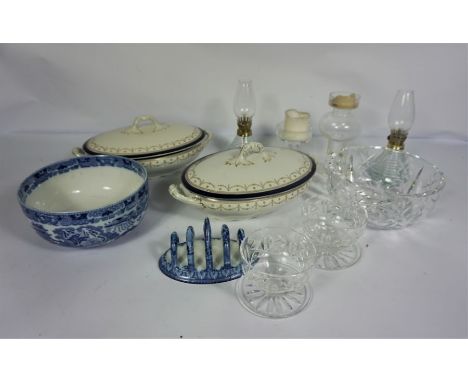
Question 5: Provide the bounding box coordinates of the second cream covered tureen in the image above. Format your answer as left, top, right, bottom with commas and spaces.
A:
169, 142, 317, 219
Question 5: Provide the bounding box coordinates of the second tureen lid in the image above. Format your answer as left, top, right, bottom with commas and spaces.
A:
182, 142, 316, 199
83, 115, 206, 158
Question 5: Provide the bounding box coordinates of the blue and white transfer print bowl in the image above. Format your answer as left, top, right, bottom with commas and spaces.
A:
18, 155, 149, 248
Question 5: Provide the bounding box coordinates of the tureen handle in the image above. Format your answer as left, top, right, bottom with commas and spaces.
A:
125, 115, 165, 134
169, 184, 203, 207
226, 141, 275, 167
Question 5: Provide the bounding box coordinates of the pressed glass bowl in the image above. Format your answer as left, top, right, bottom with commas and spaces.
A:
329, 146, 446, 230
236, 227, 316, 319
301, 194, 367, 270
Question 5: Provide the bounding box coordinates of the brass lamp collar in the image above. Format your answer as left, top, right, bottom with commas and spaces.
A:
387, 129, 408, 151
236, 116, 253, 137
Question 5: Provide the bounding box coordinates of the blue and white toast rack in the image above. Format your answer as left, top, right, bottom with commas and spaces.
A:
158, 218, 245, 284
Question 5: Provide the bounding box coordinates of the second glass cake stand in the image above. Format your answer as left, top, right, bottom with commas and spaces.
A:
236, 227, 317, 319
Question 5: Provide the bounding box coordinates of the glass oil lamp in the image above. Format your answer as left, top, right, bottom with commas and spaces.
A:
386, 89, 415, 151
365, 89, 415, 187
229, 79, 256, 149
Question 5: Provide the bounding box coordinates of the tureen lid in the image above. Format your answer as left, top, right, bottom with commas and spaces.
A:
182, 142, 316, 199
83, 115, 206, 158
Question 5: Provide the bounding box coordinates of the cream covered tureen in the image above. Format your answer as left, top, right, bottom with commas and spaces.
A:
73, 115, 211, 177
169, 142, 317, 219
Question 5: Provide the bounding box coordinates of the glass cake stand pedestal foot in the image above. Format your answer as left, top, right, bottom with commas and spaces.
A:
314, 243, 361, 271
236, 264, 313, 319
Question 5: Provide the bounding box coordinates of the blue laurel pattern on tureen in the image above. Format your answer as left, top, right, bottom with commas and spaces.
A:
18, 156, 148, 248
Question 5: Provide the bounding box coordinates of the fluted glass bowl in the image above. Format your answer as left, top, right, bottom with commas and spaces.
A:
329, 146, 446, 230
236, 227, 317, 319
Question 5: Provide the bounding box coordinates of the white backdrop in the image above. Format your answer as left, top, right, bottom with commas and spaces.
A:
0, 44, 466, 142
0, 43, 467, 339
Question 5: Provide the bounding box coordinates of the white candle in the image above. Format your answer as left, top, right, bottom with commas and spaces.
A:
281, 109, 311, 142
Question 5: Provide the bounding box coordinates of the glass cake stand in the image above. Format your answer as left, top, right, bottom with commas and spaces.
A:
236, 226, 317, 319
301, 186, 367, 271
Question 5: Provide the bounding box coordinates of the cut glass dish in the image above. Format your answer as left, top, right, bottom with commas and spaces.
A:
329, 146, 446, 230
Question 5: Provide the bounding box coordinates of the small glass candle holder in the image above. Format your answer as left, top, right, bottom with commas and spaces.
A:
236, 227, 317, 319
276, 109, 312, 150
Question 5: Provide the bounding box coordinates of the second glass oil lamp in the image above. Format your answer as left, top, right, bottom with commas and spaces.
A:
229, 79, 256, 149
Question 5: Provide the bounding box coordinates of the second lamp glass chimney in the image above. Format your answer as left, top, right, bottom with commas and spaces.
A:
233, 79, 256, 147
